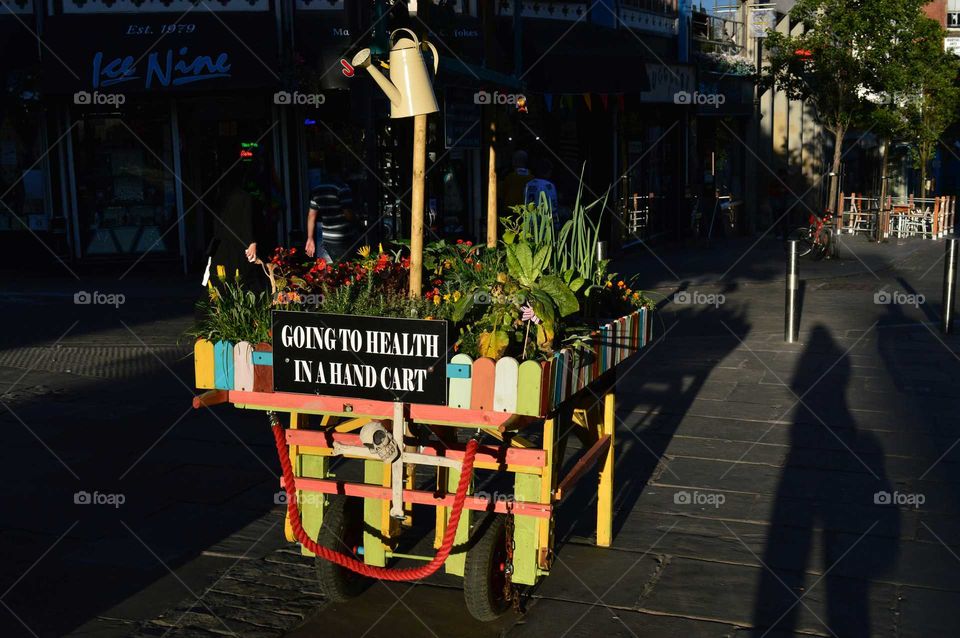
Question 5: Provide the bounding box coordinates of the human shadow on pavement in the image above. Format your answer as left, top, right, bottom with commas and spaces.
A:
751, 325, 900, 638
554, 300, 750, 544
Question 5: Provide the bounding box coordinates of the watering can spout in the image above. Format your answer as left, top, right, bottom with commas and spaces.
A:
352, 49, 403, 106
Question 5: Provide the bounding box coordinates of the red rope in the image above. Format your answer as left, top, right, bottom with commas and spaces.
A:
271, 422, 479, 581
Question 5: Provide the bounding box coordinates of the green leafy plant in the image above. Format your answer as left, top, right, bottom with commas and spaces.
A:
189, 267, 273, 344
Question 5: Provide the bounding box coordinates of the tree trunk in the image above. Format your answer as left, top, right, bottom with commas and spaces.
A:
879, 136, 890, 205
827, 125, 846, 215
920, 160, 928, 199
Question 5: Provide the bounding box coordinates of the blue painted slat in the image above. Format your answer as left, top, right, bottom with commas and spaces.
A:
214, 340, 235, 390
446, 363, 471, 379
252, 351, 274, 366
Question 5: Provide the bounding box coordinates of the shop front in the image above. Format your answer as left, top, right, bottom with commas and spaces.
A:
0, 8, 54, 260
43, 10, 281, 271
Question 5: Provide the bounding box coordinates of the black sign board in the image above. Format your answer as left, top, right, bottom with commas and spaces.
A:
272, 311, 448, 405
43, 13, 279, 94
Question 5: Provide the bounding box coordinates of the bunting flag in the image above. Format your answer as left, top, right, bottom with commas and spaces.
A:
600, 94, 609, 110
544, 93, 553, 112
583, 93, 592, 111
561, 95, 574, 111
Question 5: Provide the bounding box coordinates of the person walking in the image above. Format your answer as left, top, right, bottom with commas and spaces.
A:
204, 158, 276, 290
306, 158, 354, 262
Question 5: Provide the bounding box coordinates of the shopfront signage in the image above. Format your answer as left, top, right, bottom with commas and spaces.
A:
949, 12, 960, 29
43, 13, 278, 93
272, 311, 449, 405
92, 48, 231, 90
640, 63, 695, 104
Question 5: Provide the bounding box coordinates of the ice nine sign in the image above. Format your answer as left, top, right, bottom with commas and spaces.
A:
272, 311, 448, 405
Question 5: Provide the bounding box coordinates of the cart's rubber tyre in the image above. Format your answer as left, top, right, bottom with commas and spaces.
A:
315, 495, 367, 603
464, 514, 511, 622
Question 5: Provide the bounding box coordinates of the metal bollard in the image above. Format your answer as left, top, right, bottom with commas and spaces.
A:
596, 241, 608, 261
942, 238, 959, 334
785, 240, 799, 343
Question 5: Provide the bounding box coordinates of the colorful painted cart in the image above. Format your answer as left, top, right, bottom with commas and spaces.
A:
191, 308, 652, 621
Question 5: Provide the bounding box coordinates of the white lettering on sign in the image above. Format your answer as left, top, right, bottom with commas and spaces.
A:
365, 330, 440, 358
274, 312, 446, 403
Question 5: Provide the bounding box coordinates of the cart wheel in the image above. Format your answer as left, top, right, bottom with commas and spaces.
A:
315, 495, 367, 602
464, 514, 511, 622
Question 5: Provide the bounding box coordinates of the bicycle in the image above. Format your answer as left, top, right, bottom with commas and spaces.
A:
788, 211, 835, 259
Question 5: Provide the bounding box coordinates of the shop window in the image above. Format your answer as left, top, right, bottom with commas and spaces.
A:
0, 111, 47, 233
72, 107, 177, 256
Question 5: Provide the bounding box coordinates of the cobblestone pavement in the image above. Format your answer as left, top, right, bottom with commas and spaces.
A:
3, 236, 960, 638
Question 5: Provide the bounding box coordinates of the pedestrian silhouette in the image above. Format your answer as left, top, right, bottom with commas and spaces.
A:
752, 325, 900, 638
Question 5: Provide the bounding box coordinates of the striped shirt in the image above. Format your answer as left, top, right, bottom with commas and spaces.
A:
309, 182, 354, 241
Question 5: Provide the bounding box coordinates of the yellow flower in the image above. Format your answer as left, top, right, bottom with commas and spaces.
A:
433, 295, 441, 306
378, 243, 384, 254
617, 280, 625, 289
357, 245, 371, 259
605, 281, 613, 288
216, 264, 226, 281
234, 268, 240, 280
443, 293, 451, 302
207, 282, 219, 301
452, 290, 462, 302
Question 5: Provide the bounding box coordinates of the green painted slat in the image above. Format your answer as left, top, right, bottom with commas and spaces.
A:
363, 460, 387, 567
298, 454, 328, 557
511, 474, 540, 586
516, 360, 543, 416
444, 465, 472, 576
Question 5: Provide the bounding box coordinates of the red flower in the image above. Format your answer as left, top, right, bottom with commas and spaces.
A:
465, 240, 473, 247
456, 239, 463, 244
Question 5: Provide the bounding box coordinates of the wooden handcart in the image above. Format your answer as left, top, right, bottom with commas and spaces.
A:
192, 308, 651, 621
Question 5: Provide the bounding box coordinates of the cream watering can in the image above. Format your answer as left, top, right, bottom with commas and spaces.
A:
351, 28, 439, 119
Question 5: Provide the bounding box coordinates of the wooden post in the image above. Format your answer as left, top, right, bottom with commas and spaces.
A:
487, 118, 497, 248
409, 113, 428, 298
597, 390, 615, 548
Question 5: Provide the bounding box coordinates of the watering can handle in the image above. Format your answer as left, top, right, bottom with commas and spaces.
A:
424, 41, 439, 76
391, 27, 421, 45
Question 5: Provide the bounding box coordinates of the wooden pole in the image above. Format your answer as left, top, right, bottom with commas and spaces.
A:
409, 113, 427, 298
486, 118, 497, 248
